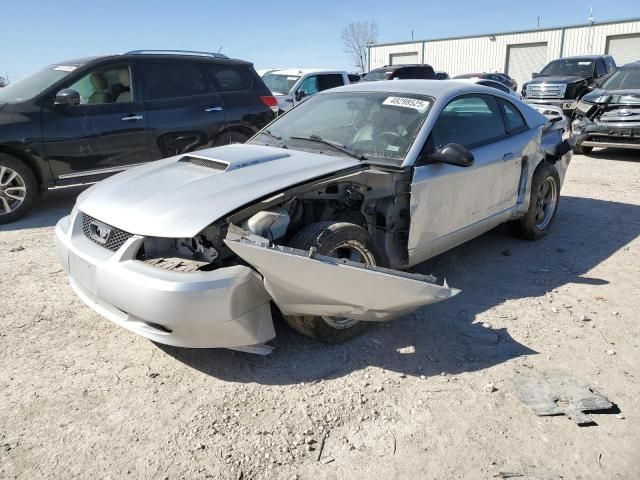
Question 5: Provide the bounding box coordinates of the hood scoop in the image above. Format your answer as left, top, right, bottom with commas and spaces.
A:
180, 155, 229, 171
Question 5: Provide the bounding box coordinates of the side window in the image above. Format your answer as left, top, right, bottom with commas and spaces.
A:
499, 99, 527, 133
67, 64, 133, 105
430, 95, 506, 149
316, 74, 345, 91
298, 75, 319, 95
144, 62, 207, 100
595, 59, 607, 77
606, 57, 617, 73
202, 64, 252, 91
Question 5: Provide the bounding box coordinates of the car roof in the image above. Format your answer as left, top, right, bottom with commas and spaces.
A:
621, 61, 640, 68
53, 53, 251, 68
555, 55, 608, 60
331, 79, 510, 97
267, 68, 345, 76
374, 64, 432, 70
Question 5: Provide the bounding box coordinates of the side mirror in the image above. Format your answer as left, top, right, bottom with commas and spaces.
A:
531, 72, 539, 78
420, 143, 474, 167
294, 90, 307, 102
55, 88, 80, 106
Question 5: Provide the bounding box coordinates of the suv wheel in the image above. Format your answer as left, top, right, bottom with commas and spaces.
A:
0, 153, 37, 224
280, 221, 381, 343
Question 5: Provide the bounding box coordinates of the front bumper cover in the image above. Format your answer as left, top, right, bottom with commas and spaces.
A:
524, 98, 577, 113
54, 210, 274, 349
573, 118, 640, 150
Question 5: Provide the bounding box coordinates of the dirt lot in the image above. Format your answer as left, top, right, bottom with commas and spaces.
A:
1, 150, 639, 480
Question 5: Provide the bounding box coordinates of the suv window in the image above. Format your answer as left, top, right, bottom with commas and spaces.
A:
431, 95, 506, 149
299, 74, 344, 95
605, 57, 617, 73
595, 59, 607, 77
202, 64, 252, 91
67, 64, 133, 105
145, 62, 207, 100
499, 99, 527, 133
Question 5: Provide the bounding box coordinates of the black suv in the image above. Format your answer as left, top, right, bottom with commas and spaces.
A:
521, 55, 617, 113
572, 61, 640, 154
361, 64, 436, 81
0, 50, 277, 223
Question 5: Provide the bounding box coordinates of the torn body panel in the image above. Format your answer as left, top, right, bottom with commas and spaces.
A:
224, 226, 459, 322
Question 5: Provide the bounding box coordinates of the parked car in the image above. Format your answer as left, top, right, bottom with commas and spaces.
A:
55, 80, 571, 353
454, 78, 521, 98
0, 50, 278, 224
348, 73, 364, 83
261, 69, 350, 112
435, 71, 450, 80
521, 55, 617, 114
571, 60, 640, 154
361, 64, 436, 81
454, 72, 517, 91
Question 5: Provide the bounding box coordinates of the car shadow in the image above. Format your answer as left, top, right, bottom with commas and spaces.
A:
586, 148, 639, 162
0, 185, 88, 232
158, 195, 640, 385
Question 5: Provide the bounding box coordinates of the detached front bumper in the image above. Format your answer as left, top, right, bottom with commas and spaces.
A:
573, 118, 640, 150
54, 210, 274, 349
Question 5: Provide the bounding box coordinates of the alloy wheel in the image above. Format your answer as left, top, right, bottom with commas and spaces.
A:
534, 176, 558, 230
0, 166, 27, 215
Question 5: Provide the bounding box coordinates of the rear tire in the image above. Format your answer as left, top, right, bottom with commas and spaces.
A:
281, 221, 381, 343
214, 131, 250, 146
510, 162, 560, 240
0, 153, 37, 225
573, 144, 593, 155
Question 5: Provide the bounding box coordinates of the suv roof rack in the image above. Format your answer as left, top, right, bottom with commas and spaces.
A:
124, 50, 229, 59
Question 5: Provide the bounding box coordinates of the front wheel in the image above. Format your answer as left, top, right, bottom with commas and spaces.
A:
510, 162, 560, 240
0, 154, 37, 224
281, 221, 381, 343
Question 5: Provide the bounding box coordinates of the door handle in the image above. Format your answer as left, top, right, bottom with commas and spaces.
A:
503, 152, 515, 160
121, 114, 143, 121
204, 106, 223, 112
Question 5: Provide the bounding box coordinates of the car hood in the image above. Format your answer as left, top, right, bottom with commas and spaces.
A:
526, 75, 586, 85
76, 144, 360, 238
583, 88, 640, 105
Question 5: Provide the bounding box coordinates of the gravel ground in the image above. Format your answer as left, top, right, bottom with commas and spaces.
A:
1, 150, 639, 480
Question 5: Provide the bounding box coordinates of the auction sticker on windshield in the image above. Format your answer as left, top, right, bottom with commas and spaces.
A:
53, 65, 77, 72
383, 96, 430, 112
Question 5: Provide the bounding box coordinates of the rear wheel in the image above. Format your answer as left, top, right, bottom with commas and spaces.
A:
573, 144, 593, 155
281, 221, 381, 343
214, 131, 249, 146
510, 162, 560, 240
0, 154, 37, 224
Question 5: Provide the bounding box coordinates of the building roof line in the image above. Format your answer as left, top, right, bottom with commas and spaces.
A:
370, 17, 640, 48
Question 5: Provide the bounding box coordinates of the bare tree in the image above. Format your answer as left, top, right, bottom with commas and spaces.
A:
341, 21, 379, 72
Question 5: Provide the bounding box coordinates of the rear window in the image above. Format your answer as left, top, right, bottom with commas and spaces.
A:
145, 62, 207, 100
202, 64, 252, 91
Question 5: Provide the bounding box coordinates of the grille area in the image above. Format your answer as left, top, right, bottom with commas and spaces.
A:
180, 155, 228, 171
82, 213, 134, 252
526, 83, 567, 99
598, 108, 640, 123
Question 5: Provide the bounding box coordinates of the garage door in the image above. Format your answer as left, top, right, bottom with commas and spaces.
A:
506, 43, 548, 91
390, 52, 419, 65
607, 34, 640, 66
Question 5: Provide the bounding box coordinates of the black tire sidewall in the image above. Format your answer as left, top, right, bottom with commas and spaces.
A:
0, 153, 37, 224
282, 221, 381, 343
518, 162, 561, 240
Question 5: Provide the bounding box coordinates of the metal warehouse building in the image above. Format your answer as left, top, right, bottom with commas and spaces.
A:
368, 17, 640, 89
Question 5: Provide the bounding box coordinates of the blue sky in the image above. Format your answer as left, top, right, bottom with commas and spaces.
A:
1, 0, 638, 79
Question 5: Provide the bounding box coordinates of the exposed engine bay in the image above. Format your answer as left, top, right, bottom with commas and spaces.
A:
136, 165, 411, 272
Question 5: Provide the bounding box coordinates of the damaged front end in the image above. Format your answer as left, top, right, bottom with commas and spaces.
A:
572, 91, 640, 150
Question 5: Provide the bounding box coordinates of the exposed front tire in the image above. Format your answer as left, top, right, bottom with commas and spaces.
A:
573, 143, 593, 155
510, 162, 560, 240
281, 221, 381, 343
0, 153, 37, 224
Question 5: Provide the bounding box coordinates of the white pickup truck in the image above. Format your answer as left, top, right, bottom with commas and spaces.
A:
261, 69, 350, 112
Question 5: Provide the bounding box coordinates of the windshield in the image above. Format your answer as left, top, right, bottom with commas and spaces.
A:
602, 68, 640, 90
262, 73, 300, 94
361, 70, 391, 81
250, 91, 433, 161
0, 65, 76, 103
539, 59, 594, 77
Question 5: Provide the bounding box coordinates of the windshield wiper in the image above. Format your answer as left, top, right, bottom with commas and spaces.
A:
289, 135, 366, 160
255, 129, 286, 148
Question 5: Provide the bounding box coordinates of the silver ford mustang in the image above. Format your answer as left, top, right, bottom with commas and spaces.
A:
54, 80, 571, 354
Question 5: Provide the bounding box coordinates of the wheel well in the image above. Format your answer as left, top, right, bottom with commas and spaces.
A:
224, 124, 256, 141
0, 146, 45, 189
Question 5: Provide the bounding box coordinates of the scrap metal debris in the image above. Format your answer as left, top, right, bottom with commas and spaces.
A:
513, 371, 615, 426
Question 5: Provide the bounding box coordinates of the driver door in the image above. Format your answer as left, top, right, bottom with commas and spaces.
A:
408, 94, 523, 265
